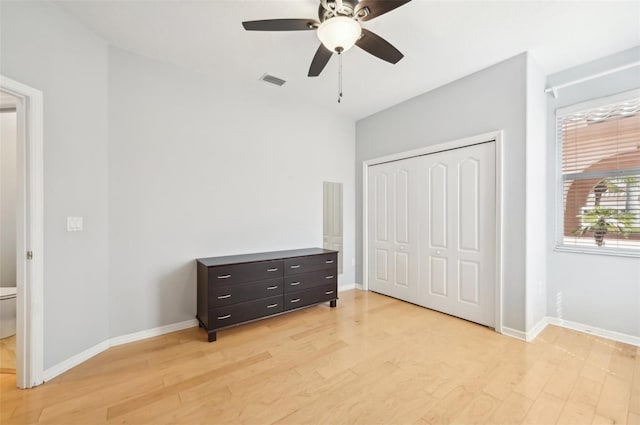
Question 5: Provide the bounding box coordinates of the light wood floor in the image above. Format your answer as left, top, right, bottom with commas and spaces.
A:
0, 334, 16, 374
1, 290, 638, 425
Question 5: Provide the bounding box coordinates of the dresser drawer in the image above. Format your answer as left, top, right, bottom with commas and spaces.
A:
284, 269, 337, 293
284, 284, 337, 310
208, 260, 283, 286
210, 278, 283, 307
209, 295, 283, 329
284, 253, 337, 276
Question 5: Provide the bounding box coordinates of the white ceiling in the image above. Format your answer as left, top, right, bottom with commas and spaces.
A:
56, 0, 640, 120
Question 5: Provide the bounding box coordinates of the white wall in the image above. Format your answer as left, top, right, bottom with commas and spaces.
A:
525, 56, 548, 332
0, 112, 17, 287
107, 48, 356, 337
1, 1, 110, 368
546, 47, 640, 338
356, 54, 528, 332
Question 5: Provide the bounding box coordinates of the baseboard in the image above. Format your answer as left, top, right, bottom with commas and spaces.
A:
526, 317, 549, 342
43, 319, 199, 382
110, 319, 198, 347
547, 316, 640, 347
43, 339, 110, 382
500, 326, 527, 342
501, 317, 639, 347
339, 283, 363, 292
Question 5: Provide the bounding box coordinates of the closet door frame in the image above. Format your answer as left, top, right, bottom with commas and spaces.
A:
362, 130, 504, 334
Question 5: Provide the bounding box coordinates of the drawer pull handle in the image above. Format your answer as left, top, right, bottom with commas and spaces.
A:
217, 274, 231, 279
267, 303, 278, 308
325, 260, 334, 264
290, 281, 301, 286
217, 314, 231, 320
291, 298, 301, 303
267, 268, 279, 272
290, 265, 301, 269
325, 275, 334, 279
267, 285, 278, 290
325, 290, 334, 295
217, 294, 231, 299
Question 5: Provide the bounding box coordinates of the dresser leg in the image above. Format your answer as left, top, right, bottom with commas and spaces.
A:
208, 330, 217, 342
330, 300, 337, 308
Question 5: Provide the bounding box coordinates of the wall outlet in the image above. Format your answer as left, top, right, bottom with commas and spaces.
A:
67, 216, 83, 232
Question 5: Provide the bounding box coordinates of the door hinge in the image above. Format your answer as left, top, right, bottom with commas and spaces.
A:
27, 251, 33, 260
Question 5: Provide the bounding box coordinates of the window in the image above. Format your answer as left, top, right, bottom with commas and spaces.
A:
557, 90, 640, 255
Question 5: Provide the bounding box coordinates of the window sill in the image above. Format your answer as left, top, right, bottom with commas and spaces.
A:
554, 245, 640, 258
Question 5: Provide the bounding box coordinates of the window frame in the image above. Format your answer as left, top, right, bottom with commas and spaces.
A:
555, 88, 640, 258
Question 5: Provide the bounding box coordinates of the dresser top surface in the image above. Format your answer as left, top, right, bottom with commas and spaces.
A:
197, 248, 337, 267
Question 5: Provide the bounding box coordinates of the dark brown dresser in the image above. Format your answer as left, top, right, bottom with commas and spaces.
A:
196, 248, 338, 342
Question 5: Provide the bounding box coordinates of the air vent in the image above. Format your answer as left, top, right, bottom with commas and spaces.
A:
259, 73, 286, 86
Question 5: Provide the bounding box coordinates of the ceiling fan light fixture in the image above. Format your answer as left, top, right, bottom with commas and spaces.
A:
317, 16, 361, 53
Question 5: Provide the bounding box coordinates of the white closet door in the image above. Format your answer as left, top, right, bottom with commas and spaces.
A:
418, 142, 496, 327
367, 158, 419, 303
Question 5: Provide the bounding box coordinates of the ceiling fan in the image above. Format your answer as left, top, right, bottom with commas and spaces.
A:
242, 0, 412, 77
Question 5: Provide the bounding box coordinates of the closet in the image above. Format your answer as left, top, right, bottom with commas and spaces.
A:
367, 141, 496, 327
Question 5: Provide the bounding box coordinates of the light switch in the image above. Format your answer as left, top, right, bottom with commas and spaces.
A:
67, 216, 83, 232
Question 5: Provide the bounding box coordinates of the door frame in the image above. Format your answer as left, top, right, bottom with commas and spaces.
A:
362, 130, 504, 333
1, 75, 44, 388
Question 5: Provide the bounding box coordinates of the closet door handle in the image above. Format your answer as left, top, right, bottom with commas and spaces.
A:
267, 303, 278, 309
217, 314, 231, 320
325, 275, 334, 280
217, 274, 231, 279
290, 265, 301, 269
217, 294, 231, 299
290, 298, 301, 303
267, 268, 279, 272
267, 286, 278, 290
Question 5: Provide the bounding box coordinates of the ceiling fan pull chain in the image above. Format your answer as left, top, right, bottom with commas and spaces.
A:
338, 52, 343, 103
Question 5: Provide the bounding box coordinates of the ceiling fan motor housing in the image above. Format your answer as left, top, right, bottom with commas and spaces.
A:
318, 0, 364, 21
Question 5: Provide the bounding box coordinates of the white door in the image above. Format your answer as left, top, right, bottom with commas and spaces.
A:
323, 182, 343, 274
367, 158, 420, 303
367, 142, 496, 327
418, 142, 496, 327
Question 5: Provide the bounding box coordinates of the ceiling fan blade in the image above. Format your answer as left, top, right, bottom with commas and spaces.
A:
242, 19, 319, 31
308, 44, 333, 77
356, 29, 404, 64
354, 0, 412, 22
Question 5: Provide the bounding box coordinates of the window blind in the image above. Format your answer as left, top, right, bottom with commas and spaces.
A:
558, 94, 640, 252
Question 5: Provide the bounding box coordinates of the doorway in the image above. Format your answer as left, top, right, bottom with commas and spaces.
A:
0, 76, 44, 388
363, 132, 503, 330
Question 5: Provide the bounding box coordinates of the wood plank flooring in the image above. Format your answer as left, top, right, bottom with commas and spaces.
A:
1, 290, 638, 425
0, 334, 16, 374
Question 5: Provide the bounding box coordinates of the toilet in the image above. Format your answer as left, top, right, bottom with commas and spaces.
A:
0, 287, 16, 339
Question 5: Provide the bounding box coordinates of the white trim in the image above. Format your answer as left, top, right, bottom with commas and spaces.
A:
526, 317, 549, 342
42, 340, 110, 382
546, 62, 640, 98
43, 319, 198, 382
109, 319, 197, 347
500, 326, 527, 342
547, 316, 640, 347
500, 317, 639, 347
501, 319, 548, 342
338, 283, 363, 292
0, 76, 44, 389
361, 130, 504, 332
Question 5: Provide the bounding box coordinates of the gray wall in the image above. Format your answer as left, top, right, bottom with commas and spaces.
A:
356, 54, 528, 332
1, 1, 110, 367
107, 48, 356, 337
1, 112, 17, 287
545, 47, 640, 337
